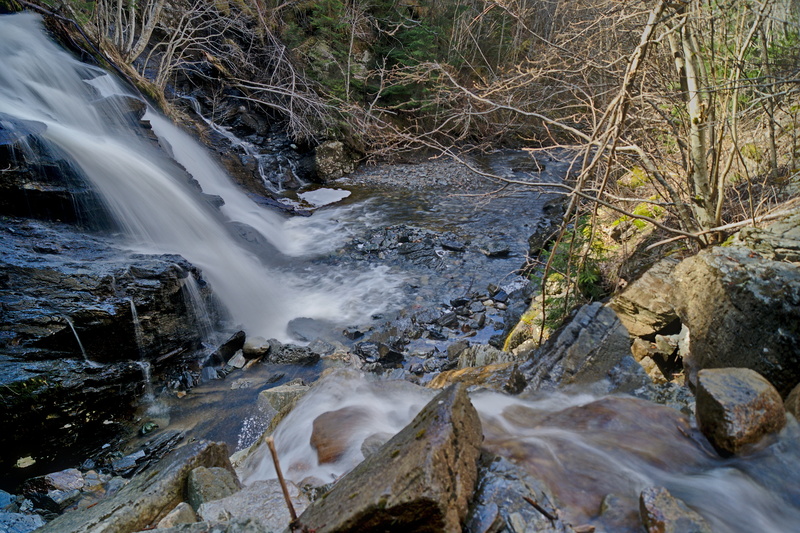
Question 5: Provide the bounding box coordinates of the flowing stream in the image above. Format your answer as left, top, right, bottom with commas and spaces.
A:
239, 371, 800, 532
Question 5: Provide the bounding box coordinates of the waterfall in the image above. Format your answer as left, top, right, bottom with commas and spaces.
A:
0, 13, 400, 342
129, 298, 145, 358
61, 315, 98, 366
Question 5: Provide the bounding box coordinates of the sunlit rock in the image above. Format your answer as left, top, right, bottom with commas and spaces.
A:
696, 368, 786, 455
671, 246, 800, 395
639, 486, 711, 533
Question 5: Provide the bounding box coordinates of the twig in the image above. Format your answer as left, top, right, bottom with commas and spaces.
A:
266, 436, 297, 523
523, 495, 557, 522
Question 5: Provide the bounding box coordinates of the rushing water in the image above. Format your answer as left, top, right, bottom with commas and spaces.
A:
240, 371, 800, 532
0, 12, 400, 341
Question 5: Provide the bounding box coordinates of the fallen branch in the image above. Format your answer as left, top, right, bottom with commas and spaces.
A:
266, 436, 297, 523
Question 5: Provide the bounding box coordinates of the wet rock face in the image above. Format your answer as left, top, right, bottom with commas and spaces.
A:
295, 384, 483, 533
0, 113, 118, 229
695, 368, 786, 455
1, 219, 218, 366
670, 246, 800, 396
0, 217, 220, 479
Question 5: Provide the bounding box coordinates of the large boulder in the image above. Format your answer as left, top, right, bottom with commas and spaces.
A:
39, 440, 234, 533
186, 466, 241, 511
670, 246, 800, 396
695, 368, 786, 455
427, 362, 526, 394
293, 384, 483, 532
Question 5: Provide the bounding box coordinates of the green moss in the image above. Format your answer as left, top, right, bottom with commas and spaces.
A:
741, 143, 762, 162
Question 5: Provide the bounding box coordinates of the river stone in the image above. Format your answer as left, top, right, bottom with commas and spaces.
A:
314, 140, 355, 181
639, 486, 711, 533
227, 351, 247, 369
213, 331, 247, 362
156, 502, 198, 528
197, 479, 309, 530
187, 466, 241, 511
268, 344, 320, 366
20, 467, 84, 497
360, 432, 393, 459
38, 440, 234, 533
786, 382, 800, 418
428, 362, 526, 393
294, 384, 482, 533
310, 406, 373, 464
0, 512, 45, 533
520, 302, 632, 392
696, 368, 786, 455
242, 336, 271, 359
670, 246, 800, 396
257, 379, 310, 414
0, 490, 16, 512
141, 518, 267, 532
608, 257, 680, 338
456, 344, 516, 368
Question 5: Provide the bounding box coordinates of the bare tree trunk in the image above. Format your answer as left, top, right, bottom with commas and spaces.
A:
680, 15, 715, 233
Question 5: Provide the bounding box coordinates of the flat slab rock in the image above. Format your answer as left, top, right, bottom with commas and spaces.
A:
696, 367, 786, 455
197, 479, 309, 531
293, 384, 483, 533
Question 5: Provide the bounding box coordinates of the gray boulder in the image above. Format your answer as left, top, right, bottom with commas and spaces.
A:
155, 502, 198, 528
670, 246, 800, 396
0, 512, 45, 533
293, 384, 483, 532
695, 368, 786, 455
314, 140, 355, 181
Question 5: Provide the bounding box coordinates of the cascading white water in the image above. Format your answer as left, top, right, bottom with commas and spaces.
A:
0, 12, 400, 341
239, 371, 800, 532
